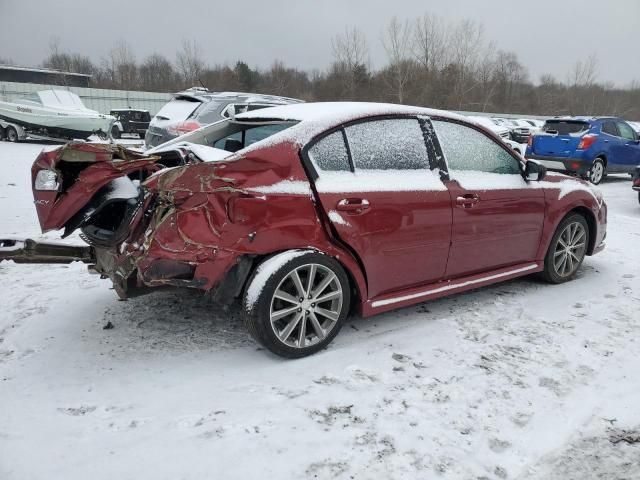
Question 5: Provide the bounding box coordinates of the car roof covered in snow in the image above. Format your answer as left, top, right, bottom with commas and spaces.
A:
236, 102, 464, 123
234, 102, 470, 149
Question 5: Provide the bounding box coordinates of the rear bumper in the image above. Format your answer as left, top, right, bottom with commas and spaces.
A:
526, 155, 591, 176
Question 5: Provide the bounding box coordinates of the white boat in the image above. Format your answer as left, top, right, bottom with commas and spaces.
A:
0, 90, 115, 140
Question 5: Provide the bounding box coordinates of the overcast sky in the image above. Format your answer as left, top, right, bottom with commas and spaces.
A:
1, 0, 639, 86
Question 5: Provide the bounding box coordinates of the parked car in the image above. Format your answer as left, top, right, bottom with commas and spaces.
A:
633, 166, 640, 204
526, 117, 640, 184
144, 88, 303, 148
110, 109, 151, 139
16, 103, 606, 358
467, 116, 523, 153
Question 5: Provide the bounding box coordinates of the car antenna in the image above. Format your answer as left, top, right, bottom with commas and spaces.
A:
198, 78, 208, 92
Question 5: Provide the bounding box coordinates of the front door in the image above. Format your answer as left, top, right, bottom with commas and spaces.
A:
612, 121, 640, 171
431, 119, 546, 278
306, 117, 452, 299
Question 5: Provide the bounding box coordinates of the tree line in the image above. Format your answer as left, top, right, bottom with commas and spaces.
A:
3, 14, 640, 119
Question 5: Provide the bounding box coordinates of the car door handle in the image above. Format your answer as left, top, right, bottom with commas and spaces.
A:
336, 198, 370, 214
456, 194, 480, 208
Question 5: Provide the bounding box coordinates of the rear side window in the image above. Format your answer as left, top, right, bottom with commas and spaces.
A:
308, 131, 351, 171
344, 118, 429, 170
602, 122, 619, 136
433, 120, 520, 175
617, 122, 637, 141
542, 120, 589, 135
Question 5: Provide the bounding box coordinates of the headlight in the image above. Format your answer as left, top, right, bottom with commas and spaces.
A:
35, 169, 59, 191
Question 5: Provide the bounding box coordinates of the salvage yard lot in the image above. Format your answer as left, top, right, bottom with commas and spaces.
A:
1, 141, 639, 479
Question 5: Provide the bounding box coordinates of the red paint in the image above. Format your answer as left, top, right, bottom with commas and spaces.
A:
30, 114, 607, 317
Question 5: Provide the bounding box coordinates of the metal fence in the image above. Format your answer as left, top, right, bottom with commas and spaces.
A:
0, 81, 171, 116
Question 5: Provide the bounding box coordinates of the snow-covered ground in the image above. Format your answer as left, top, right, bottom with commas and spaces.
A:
0, 141, 639, 479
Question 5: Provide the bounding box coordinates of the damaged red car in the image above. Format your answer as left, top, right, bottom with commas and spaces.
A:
7, 103, 607, 357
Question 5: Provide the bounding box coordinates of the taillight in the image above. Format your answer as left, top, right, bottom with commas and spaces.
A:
167, 120, 201, 135
577, 134, 598, 150
633, 177, 640, 187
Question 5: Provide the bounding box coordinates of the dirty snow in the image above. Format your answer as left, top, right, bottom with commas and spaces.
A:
1, 141, 640, 479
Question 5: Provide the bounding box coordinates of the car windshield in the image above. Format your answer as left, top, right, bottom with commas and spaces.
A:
542, 120, 589, 135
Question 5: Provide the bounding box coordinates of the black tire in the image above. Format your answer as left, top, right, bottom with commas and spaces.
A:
111, 125, 121, 140
588, 158, 606, 185
243, 251, 351, 358
541, 213, 590, 284
5, 126, 18, 143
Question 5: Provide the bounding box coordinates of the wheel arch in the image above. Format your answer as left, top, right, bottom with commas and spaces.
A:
236, 247, 366, 314
566, 206, 598, 255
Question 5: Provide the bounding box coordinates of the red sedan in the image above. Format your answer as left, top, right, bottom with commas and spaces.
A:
28, 103, 607, 357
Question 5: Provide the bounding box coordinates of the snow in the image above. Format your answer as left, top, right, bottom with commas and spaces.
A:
247, 180, 311, 195
327, 210, 349, 226
238, 102, 470, 154
243, 249, 312, 311
168, 142, 232, 162
1, 141, 640, 479
316, 169, 447, 193
153, 99, 200, 121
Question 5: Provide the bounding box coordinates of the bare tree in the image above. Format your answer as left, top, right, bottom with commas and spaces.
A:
176, 39, 205, 87
101, 40, 138, 89
412, 13, 448, 72
330, 26, 369, 99
139, 54, 178, 92
381, 17, 414, 103
448, 19, 486, 108
569, 54, 599, 87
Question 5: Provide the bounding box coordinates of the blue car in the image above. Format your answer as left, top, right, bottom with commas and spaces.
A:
526, 117, 640, 184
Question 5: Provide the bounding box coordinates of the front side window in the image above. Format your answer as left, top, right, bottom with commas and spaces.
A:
344, 118, 429, 171
433, 120, 520, 174
308, 131, 351, 171
617, 122, 637, 141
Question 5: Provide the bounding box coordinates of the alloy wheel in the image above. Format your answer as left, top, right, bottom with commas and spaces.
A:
553, 222, 587, 277
269, 263, 343, 349
589, 161, 604, 184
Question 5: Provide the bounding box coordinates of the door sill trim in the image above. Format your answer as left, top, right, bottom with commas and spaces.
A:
368, 263, 540, 311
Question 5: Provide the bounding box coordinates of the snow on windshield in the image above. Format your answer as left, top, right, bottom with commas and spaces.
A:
155, 99, 200, 121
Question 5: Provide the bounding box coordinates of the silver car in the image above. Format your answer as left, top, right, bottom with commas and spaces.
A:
144, 88, 303, 148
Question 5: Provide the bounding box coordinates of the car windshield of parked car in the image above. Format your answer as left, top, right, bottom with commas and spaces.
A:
542, 120, 589, 135
433, 120, 521, 174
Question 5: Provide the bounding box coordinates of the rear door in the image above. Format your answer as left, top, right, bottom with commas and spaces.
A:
431, 119, 545, 278
306, 117, 452, 299
531, 120, 590, 157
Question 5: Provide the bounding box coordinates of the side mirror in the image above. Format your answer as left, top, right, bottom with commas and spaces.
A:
524, 160, 546, 182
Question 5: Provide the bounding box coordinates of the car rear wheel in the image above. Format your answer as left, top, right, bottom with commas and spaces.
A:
588, 158, 606, 185
541, 213, 590, 284
6, 126, 18, 143
243, 251, 350, 358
